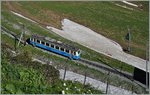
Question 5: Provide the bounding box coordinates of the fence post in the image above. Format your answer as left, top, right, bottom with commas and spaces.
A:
63, 64, 67, 81
83, 71, 87, 86
106, 71, 110, 94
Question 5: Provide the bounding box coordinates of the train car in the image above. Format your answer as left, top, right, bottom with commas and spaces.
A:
28, 34, 81, 60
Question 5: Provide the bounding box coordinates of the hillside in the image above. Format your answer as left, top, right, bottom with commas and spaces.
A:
1, 44, 102, 94
1, 1, 148, 94
3, 1, 149, 59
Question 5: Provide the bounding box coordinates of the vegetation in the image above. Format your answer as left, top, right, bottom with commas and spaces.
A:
1, 45, 103, 94
3, 1, 149, 59
1, 32, 146, 94
1, 8, 134, 73
1, 1, 148, 93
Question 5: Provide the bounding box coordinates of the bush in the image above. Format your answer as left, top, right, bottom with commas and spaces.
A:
10, 50, 59, 83
12, 50, 32, 65
1, 45, 102, 94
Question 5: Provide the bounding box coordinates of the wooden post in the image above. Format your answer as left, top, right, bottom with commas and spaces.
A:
106, 71, 110, 94
83, 71, 87, 85
127, 26, 131, 52
63, 55, 70, 80
131, 79, 134, 94
63, 64, 67, 81
83, 53, 90, 85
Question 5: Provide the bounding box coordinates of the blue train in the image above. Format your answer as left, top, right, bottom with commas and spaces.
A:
28, 35, 81, 60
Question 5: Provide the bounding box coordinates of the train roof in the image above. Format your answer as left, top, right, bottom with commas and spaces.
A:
31, 34, 80, 51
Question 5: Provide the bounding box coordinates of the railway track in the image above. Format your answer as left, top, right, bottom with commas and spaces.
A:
1, 26, 133, 80
79, 58, 133, 79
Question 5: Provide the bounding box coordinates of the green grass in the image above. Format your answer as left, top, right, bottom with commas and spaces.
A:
1, 9, 135, 73
13, 1, 149, 59
1, 2, 148, 93
2, 34, 147, 94
1, 49, 103, 94
1, 14, 147, 92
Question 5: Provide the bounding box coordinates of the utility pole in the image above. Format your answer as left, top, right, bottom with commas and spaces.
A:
17, 23, 25, 47
146, 41, 149, 91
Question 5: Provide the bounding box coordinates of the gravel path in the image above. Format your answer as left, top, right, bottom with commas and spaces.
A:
47, 19, 149, 72
59, 69, 135, 94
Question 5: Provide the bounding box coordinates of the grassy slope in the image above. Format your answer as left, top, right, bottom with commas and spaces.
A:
1, 7, 146, 93
6, 1, 149, 59
1, 50, 102, 94
1, 8, 134, 73
1, 33, 146, 94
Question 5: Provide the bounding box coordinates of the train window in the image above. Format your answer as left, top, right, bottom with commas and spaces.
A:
37, 40, 40, 43
46, 43, 49, 46
60, 47, 64, 51
41, 41, 45, 45
51, 44, 54, 48
70, 51, 74, 54
74, 52, 76, 55
56, 46, 59, 50
66, 49, 69, 53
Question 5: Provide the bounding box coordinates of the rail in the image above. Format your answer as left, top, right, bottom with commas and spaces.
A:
1, 26, 133, 81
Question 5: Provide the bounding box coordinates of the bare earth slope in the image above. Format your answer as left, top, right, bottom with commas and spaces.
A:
47, 19, 149, 72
